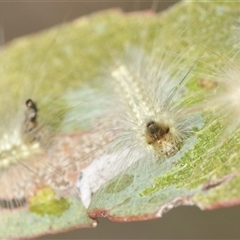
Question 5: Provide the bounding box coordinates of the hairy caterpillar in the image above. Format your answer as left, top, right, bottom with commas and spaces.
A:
191, 21, 240, 151
208, 58, 240, 134
75, 4, 240, 209
76, 44, 205, 207
0, 23, 101, 215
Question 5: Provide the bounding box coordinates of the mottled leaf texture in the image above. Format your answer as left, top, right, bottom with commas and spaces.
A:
0, 1, 240, 239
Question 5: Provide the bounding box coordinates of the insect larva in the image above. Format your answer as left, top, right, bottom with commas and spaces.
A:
77, 47, 204, 208
205, 63, 240, 143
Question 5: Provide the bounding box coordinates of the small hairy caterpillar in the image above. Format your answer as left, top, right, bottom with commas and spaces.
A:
203, 60, 240, 146
76, 45, 204, 207
193, 28, 240, 151
0, 25, 96, 213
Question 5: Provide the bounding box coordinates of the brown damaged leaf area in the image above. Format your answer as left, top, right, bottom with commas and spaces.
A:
0, 132, 92, 202
0, 132, 98, 239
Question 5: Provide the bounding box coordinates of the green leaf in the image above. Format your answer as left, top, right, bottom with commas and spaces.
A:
1, 1, 240, 238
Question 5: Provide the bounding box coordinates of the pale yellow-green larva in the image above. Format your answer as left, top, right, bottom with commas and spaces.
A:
76, 43, 205, 207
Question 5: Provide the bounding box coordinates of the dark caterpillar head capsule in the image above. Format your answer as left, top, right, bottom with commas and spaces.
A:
146, 120, 169, 144
24, 99, 38, 131
22, 99, 44, 144
145, 120, 176, 156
